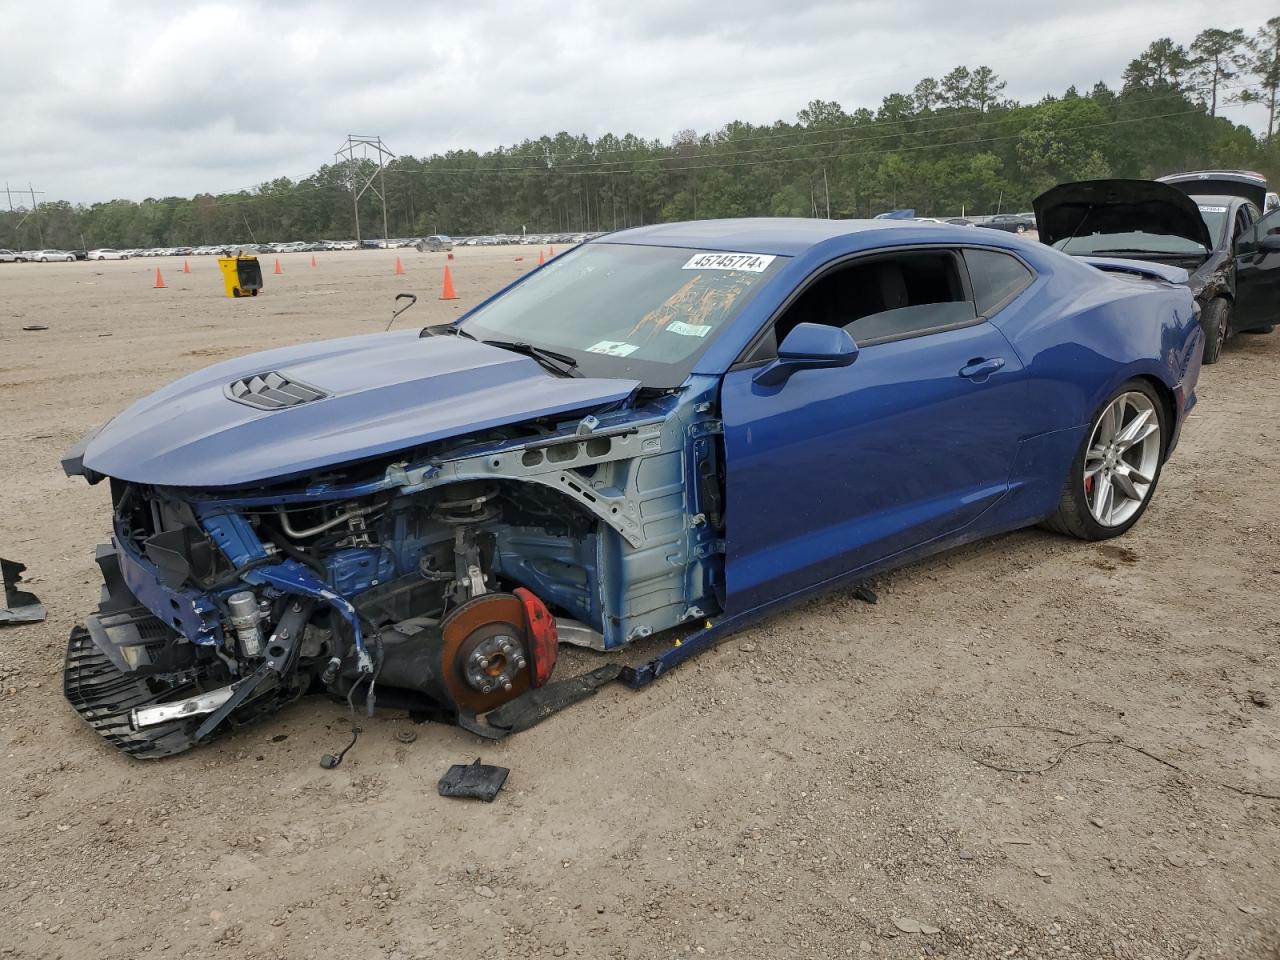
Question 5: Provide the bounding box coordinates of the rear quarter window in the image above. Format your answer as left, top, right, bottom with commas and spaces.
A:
964, 249, 1034, 316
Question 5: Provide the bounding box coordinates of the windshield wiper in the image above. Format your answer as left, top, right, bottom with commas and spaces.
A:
482, 340, 581, 377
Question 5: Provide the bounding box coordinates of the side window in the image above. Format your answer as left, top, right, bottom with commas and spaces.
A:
1257, 208, 1280, 240
1234, 208, 1251, 242
964, 249, 1033, 316
768, 250, 976, 350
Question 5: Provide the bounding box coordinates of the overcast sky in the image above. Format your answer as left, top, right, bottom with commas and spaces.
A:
2, 1, 1272, 205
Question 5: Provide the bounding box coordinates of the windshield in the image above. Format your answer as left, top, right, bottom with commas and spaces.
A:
457, 242, 787, 387
1194, 204, 1229, 246
1055, 231, 1207, 257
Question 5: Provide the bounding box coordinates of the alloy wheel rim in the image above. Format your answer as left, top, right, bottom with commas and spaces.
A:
1083, 392, 1161, 527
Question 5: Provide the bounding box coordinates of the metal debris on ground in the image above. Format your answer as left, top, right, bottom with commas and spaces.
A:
438, 758, 509, 802
851, 583, 877, 604
892, 917, 941, 934
395, 729, 417, 744
21, 324, 48, 331
1, 558, 46, 625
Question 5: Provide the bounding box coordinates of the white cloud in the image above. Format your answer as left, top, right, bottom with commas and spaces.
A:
1, 0, 1272, 203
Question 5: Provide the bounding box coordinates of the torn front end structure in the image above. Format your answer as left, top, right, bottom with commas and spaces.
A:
61, 336, 726, 758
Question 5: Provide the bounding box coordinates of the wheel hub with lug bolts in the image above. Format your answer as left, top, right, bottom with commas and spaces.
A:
464, 631, 529, 694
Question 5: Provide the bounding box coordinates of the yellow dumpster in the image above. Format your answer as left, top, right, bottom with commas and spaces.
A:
217, 254, 263, 298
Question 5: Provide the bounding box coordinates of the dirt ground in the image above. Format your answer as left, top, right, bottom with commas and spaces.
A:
1, 246, 1278, 960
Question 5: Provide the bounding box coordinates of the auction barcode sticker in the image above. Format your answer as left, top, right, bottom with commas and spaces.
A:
587, 340, 639, 357
1198, 205, 1228, 213
665, 320, 712, 338
682, 252, 776, 273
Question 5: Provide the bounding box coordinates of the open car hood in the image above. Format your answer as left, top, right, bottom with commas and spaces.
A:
1157, 170, 1267, 210
1032, 179, 1213, 251
76, 330, 640, 488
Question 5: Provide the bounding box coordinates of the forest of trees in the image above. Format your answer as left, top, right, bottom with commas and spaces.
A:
4, 17, 1279, 251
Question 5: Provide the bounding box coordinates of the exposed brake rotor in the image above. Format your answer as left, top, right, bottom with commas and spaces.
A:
439, 593, 532, 713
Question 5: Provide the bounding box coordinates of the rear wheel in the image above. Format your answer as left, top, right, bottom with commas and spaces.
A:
1043, 380, 1166, 541
1243, 325, 1274, 335
1200, 298, 1230, 364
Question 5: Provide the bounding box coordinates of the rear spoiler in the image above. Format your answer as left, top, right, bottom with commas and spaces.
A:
1079, 256, 1188, 285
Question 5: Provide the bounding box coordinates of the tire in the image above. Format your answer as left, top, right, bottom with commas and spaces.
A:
1242, 325, 1274, 335
1015, 224, 1027, 234
1200, 298, 1230, 364
1043, 379, 1167, 541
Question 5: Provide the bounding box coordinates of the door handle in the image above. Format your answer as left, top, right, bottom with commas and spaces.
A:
958, 357, 1005, 380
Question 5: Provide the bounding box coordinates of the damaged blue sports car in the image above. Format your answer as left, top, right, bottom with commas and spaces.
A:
62, 218, 1204, 757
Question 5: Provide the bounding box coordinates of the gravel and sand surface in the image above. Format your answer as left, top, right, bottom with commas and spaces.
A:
1, 246, 1277, 959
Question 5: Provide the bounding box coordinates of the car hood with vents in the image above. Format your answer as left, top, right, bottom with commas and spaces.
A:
70, 330, 640, 488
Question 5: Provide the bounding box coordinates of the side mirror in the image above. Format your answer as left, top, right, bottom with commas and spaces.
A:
752, 322, 858, 387
1259, 233, 1280, 252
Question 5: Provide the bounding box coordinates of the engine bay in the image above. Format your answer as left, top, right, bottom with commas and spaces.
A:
64, 380, 727, 757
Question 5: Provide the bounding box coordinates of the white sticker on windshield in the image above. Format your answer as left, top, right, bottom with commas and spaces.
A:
682, 252, 776, 273
586, 340, 639, 357
665, 320, 712, 338
1198, 205, 1228, 213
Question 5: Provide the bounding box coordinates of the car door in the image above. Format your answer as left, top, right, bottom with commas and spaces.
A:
1234, 208, 1280, 331
719, 247, 1028, 613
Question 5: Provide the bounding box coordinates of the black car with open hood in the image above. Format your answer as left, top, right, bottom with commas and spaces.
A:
1034, 178, 1280, 364
1034, 179, 1213, 251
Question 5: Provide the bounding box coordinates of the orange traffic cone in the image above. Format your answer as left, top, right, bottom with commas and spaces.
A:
394, 256, 405, 276
273, 258, 283, 275
439, 265, 458, 300
538, 249, 545, 266
549, 245, 555, 256
182, 259, 191, 274
153, 267, 166, 289
310, 254, 317, 267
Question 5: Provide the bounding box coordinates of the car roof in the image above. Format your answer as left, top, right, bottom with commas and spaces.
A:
595, 217, 929, 256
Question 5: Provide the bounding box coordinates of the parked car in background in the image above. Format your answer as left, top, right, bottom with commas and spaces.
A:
35, 250, 76, 262
62, 218, 1203, 758
1157, 170, 1268, 207
416, 234, 454, 252
1034, 178, 1280, 363
0, 248, 25, 262
978, 213, 1036, 234
87, 248, 130, 261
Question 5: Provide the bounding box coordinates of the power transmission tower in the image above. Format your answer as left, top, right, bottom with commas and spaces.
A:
335, 135, 395, 243
6, 183, 46, 245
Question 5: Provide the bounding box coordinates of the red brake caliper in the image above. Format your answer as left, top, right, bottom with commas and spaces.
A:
513, 588, 558, 687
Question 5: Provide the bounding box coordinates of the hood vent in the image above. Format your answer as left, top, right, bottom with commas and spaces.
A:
225, 372, 327, 410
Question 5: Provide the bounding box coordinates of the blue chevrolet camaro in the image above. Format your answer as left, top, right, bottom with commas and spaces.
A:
62, 218, 1203, 757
